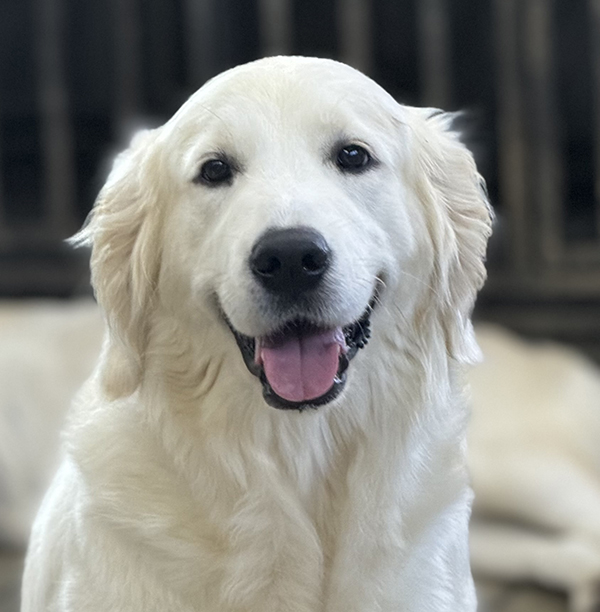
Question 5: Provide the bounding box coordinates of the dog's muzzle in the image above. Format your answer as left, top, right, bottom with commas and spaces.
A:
223, 226, 377, 411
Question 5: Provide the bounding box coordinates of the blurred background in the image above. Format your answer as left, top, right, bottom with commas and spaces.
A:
1, 0, 599, 357
1, 0, 599, 611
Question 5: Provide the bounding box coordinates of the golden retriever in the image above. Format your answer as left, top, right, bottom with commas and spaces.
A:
22, 56, 491, 611
469, 325, 600, 612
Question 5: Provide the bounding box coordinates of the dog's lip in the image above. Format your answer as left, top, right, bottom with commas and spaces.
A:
222, 287, 379, 411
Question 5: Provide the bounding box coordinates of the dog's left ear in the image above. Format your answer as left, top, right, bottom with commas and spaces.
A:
409, 109, 493, 364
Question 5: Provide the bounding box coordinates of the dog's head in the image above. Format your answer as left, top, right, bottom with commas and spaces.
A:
75, 57, 492, 408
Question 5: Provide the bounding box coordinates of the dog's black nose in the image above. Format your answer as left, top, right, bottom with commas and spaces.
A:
250, 227, 331, 295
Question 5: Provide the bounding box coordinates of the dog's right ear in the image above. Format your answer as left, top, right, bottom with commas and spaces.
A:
71, 129, 165, 399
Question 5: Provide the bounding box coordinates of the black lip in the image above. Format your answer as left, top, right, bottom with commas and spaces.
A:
226, 299, 375, 411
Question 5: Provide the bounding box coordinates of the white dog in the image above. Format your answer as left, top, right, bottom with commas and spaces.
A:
469, 326, 600, 612
21, 56, 491, 611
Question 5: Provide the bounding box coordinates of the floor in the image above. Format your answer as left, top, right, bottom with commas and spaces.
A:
476, 576, 568, 612
2, 549, 568, 612
0, 550, 23, 612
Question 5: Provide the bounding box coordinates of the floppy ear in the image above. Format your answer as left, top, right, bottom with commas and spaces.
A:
410, 110, 493, 364
71, 129, 165, 398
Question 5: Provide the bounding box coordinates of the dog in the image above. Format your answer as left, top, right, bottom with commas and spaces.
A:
469, 325, 600, 612
0, 300, 103, 548
21, 56, 492, 611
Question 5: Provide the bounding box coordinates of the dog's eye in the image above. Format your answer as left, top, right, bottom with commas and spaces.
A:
336, 144, 372, 173
196, 159, 233, 185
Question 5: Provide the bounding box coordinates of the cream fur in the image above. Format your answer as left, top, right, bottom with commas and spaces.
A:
22, 56, 491, 612
469, 325, 600, 612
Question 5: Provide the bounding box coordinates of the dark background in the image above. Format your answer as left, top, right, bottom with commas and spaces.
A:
1, 0, 599, 360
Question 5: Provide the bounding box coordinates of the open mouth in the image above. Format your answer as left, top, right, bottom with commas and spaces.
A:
227, 297, 376, 411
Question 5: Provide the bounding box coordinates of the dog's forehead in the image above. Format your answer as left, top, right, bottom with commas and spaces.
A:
167, 57, 402, 141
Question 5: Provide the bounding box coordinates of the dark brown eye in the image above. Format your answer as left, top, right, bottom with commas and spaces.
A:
336, 144, 372, 172
197, 159, 233, 185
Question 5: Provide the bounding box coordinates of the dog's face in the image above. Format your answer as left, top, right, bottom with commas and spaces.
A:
158, 59, 420, 409
80, 57, 492, 408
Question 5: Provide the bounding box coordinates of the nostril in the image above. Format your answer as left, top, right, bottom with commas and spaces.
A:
254, 254, 281, 277
301, 251, 327, 274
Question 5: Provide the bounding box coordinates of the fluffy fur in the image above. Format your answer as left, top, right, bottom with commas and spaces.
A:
22, 56, 492, 611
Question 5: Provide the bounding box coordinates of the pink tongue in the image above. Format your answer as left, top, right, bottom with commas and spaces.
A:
259, 328, 346, 403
